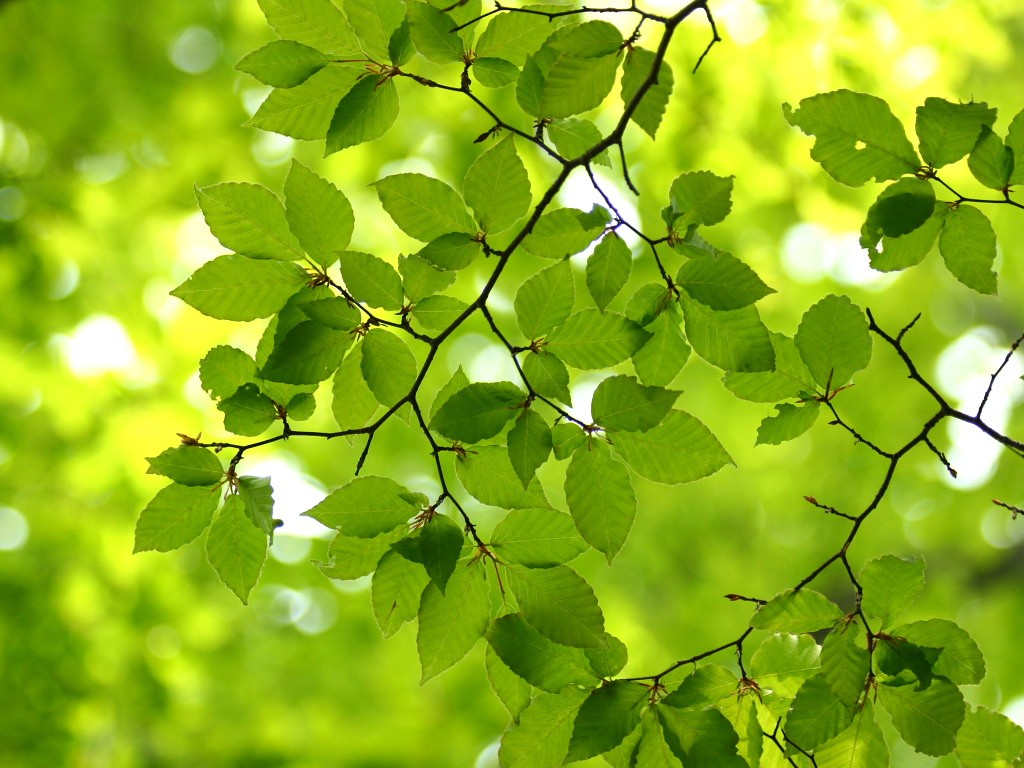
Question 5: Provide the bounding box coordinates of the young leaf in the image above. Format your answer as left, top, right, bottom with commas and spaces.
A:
343, 0, 405, 63
318, 527, 403, 581
755, 402, 820, 446
417, 561, 490, 682
783, 673, 854, 750
507, 409, 553, 487
235, 39, 329, 88
783, 89, 920, 186
749, 588, 843, 634
551, 422, 586, 460
868, 203, 945, 273
820, 621, 870, 708
669, 171, 734, 227
890, 618, 986, 685
547, 117, 611, 165
205, 494, 268, 604
146, 446, 223, 490
373, 172, 477, 241
361, 329, 416, 407
456, 445, 552, 510
955, 707, 1024, 768
134, 483, 220, 553
938, 204, 998, 294
565, 439, 636, 563
486, 613, 600, 693
196, 182, 303, 261
302, 475, 420, 537
620, 47, 674, 139
408, 1, 464, 64
610, 410, 733, 485
723, 332, 816, 403
794, 294, 872, 388
676, 252, 774, 311
476, 7, 564, 66
1007, 107, 1024, 185
283, 160, 354, 267
591, 375, 677, 433
472, 57, 520, 88
632, 312, 690, 387
261, 320, 352, 384
415, 232, 481, 271
634, 711, 681, 768
430, 381, 524, 443
584, 632, 628, 679
419, 514, 463, 593
545, 309, 651, 369
968, 124, 1014, 190
859, 176, 937, 249
748, 633, 821, 707
813, 701, 890, 768
565, 681, 648, 762
300, 296, 361, 330
485, 645, 533, 724
915, 97, 997, 169
430, 366, 471, 421
171, 255, 309, 322
371, 547, 430, 637
521, 207, 608, 258
877, 677, 965, 756
489, 508, 588, 567
586, 232, 632, 311
626, 282, 672, 326
200, 345, 259, 400
661, 664, 738, 709
325, 76, 400, 155
515, 259, 575, 340
338, 251, 405, 310
388, 19, 415, 67
398, 253, 455, 303
464, 135, 531, 234
256, 0, 361, 57
505, 564, 605, 648
681, 298, 776, 373
657, 707, 747, 768
246, 64, 363, 140
409, 295, 468, 331
522, 351, 572, 404
238, 476, 276, 537
331, 345, 379, 430
218, 383, 278, 436
859, 554, 925, 629
498, 688, 588, 768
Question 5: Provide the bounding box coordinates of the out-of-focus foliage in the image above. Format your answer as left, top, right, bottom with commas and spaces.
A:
1, 1, 1023, 766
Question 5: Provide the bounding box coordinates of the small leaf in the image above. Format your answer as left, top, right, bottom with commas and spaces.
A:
472, 57, 520, 88
430, 366, 471, 421
489, 508, 588, 567
246, 64, 363, 140
515, 260, 575, 340
476, 7, 563, 65
430, 381, 524, 443
331, 345, 379, 431
409, 295, 468, 331
147, 446, 223, 487
486, 613, 599, 693
171, 255, 308, 321
206, 495, 268, 604
523, 351, 572, 404
505, 564, 605, 648
676, 252, 774, 311
681, 298, 776, 373
283, 160, 354, 266
134, 483, 219, 553
938, 204, 998, 294
1007, 107, 1024, 185
415, 232, 481, 271
407, 1, 464, 64
218, 383, 278, 436
261, 320, 352, 384
551, 422, 586, 460
794, 294, 872, 388
199, 345, 258, 400
662, 664, 737, 709
318, 527, 403, 581
748, 633, 821, 708
238, 476, 276, 537
584, 633, 628, 679
755, 402, 820, 446
300, 296, 361, 330
586, 232, 632, 311
361, 329, 417, 407
968, 124, 1014, 190
591, 375, 677, 433
419, 514, 464, 593
915, 97, 997, 168
620, 47, 674, 139
302, 475, 420, 537
859, 176, 937, 250
545, 309, 651, 369
611, 410, 733, 485
565, 681, 648, 762
521, 207, 608, 259
955, 707, 1024, 768
485, 645, 533, 724
417, 561, 490, 682
547, 117, 611, 165
565, 439, 636, 563
373, 172, 477, 241
820, 621, 870, 708
371, 547, 430, 637
859, 554, 925, 629
877, 677, 965, 756
464, 134, 531, 234
669, 171, 734, 227
235, 39, 329, 88
749, 588, 843, 634
868, 203, 945, 273
196, 182, 303, 261
507, 409, 553, 487
632, 312, 690, 387
456, 445, 551, 510
338, 251, 405, 310
398, 253, 456, 303
498, 688, 588, 768
626, 282, 672, 327
722, 332, 816, 403
325, 76, 400, 155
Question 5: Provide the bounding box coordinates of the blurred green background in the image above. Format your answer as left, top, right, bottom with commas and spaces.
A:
2, 0, 1023, 765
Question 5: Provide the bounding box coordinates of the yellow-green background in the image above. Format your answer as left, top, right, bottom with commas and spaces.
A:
2, 1, 1023, 765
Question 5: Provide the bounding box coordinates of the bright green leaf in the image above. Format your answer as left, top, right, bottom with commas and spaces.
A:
261, 320, 352, 384
505, 564, 605, 648
814, 701, 890, 768
205, 495, 268, 604
784, 673, 854, 750
456, 445, 552, 510
256, 0, 362, 56
859, 554, 925, 629
676, 252, 774, 311
417, 561, 490, 682
361, 329, 417, 408
915, 97, 997, 169
409, 295, 468, 331
408, 1, 464, 64
200, 345, 258, 399
489, 508, 587, 567
325, 76, 400, 155
860, 177, 937, 250
566, 681, 648, 762
722, 332, 816, 403
302, 475, 420, 536
681, 297, 776, 373
515, 259, 575, 340
820, 621, 870, 709
218, 383, 278, 436
749, 589, 843, 634
521, 207, 608, 259
507, 409, 553, 487
486, 613, 599, 693
283, 159, 354, 266
398, 253, 456, 302
373, 172, 477, 242
146, 446, 223, 487
545, 309, 651, 369
419, 514, 463, 592
415, 232, 481, 271
464, 135, 531, 234
523, 351, 572, 404
662, 664, 737, 709
669, 171, 734, 227
611, 410, 733, 485
196, 182, 303, 261
171, 255, 308, 322
968, 124, 1014, 191
338, 251, 405, 310
372, 547, 430, 637
755, 402, 820, 446
794, 294, 872, 388
547, 117, 611, 165
134, 483, 220, 553
591, 375, 676, 433
246, 64, 363, 140
565, 439, 636, 562
877, 677, 965, 756
431, 381, 523, 443
632, 312, 691, 387
657, 707, 747, 768
938, 204, 998, 294
498, 688, 588, 768
343, 0, 405, 62
586, 233, 632, 312
235, 39, 329, 88
331, 345, 379, 431
621, 47, 674, 139
955, 707, 1024, 768
485, 645, 533, 724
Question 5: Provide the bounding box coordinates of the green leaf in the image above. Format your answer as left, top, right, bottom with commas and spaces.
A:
331, 345, 379, 430
417, 561, 490, 682
938, 204, 998, 294
968, 124, 1014, 190
669, 171, 734, 227
877, 677, 965, 756
521, 207, 608, 258
199, 345, 258, 400
171, 255, 308, 322
915, 97, 997, 169
584, 632, 627, 679
464, 135, 531, 234
371, 547, 430, 637
409, 295, 468, 331
489, 508, 587, 567
373, 172, 477, 241
476, 6, 565, 66
716, 695, 763, 768
134, 483, 220, 553
472, 57, 520, 88
256, 0, 361, 56
783, 89, 920, 186
343, 0, 405, 62
196, 182, 303, 261
955, 707, 1024, 768
285, 391, 316, 420
566, 681, 648, 762
867, 202, 945, 273
146, 446, 223, 487
784, 673, 854, 750
794, 294, 872, 388
592, 375, 676, 433
545, 309, 651, 369
430, 381, 523, 443
261, 320, 352, 384
676, 252, 774, 311
586, 233, 632, 312
246, 64, 363, 140
1007, 107, 1024, 186
505, 564, 605, 648
498, 688, 588, 768
551, 424, 585, 462
813, 701, 890, 768
515, 260, 575, 340
859, 554, 925, 629
399, 253, 456, 302
456, 445, 551, 510
303, 475, 420, 536
235, 39, 329, 88
890, 618, 986, 685
283, 160, 354, 267
820, 621, 870, 709
565, 440, 636, 563
620, 47, 674, 139
419, 514, 463, 592
388, 19, 415, 66
522, 351, 572, 404
486, 613, 600, 693
361, 329, 417, 407
205, 495, 268, 604
238, 476, 277, 537
507, 409, 553, 487
662, 664, 737, 709
748, 633, 821, 709
750, 589, 843, 634
681, 298, 776, 373
300, 296, 361, 330
657, 707, 747, 768
407, 1, 464, 64
430, 365, 471, 421
547, 117, 611, 165
626, 282, 672, 327
325, 76, 400, 155
338, 251, 405, 310
415, 232, 481, 271
610, 410, 733, 485
859, 177, 937, 250
722, 332, 816, 403
755, 402, 820, 446
318, 527, 403, 581
632, 312, 691, 387
486, 645, 533, 724
218, 383, 278, 436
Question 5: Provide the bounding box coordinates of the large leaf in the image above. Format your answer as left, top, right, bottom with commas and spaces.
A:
515, 260, 576, 340
498, 688, 588, 768
722, 332, 816, 402
545, 309, 651, 369
784, 673, 854, 750
632, 312, 690, 387
408, 2, 464, 64
610, 410, 733, 485
261, 320, 351, 384
565, 681, 648, 762
199, 345, 258, 400
489, 508, 588, 567
196, 182, 303, 261
669, 171, 734, 227
748, 633, 821, 709
505, 564, 605, 648
464, 135, 531, 234
486, 613, 599, 693
256, 0, 361, 56
890, 618, 986, 685
662, 664, 737, 709
171, 255, 308, 321
750, 589, 843, 634
877, 677, 965, 756
246, 64, 362, 140
657, 707, 747, 768
431, 381, 524, 443
417, 561, 490, 682
134, 483, 220, 553
915, 97, 997, 168
794, 294, 872, 388
955, 707, 1024, 768
283, 159, 354, 266
331, 344, 379, 431
592, 375, 676, 433
681, 298, 775, 373
338, 251, 405, 310
373, 172, 477, 241
565, 439, 636, 563
325, 76, 400, 155
205, 495, 268, 604
302, 475, 420, 536
813, 702, 890, 768
859, 554, 925, 629
586, 232, 632, 312
676, 252, 774, 311
360, 329, 417, 408
507, 409, 553, 487
820, 621, 870, 708
343, 0, 405, 62
938, 204, 998, 294
476, 6, 565, 66
521, 206, 609, 258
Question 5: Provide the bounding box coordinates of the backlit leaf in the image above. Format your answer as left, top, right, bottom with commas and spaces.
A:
464, 135, 531, 234
545, 309, 651, 369
373, 172, 477, 242
794, 294, 872, 388
522, 351, 572, 404
171, 255, 308, 322
146, 446, 224, 487
676, 251, 774, 311
814, 701, 890, 768
325, 76, 400, 155
196, 182, 303, 261
283, 159, 354, 266
521, 206, 608, 258
372, 547, 430, 637
955, 707, 1024, 768
565, 439, 636, 562
498, 688, 588, 768
206, 495, 268, 604
456, 445, 552, 510
565, 681, 648, 762
620, 47, 674, 139
261, 320, 352, 384
361, 329, 416, 408
431, 381, 524, 443
200, 345, 258, 399
343, 0, 405, 62
915, 97, 997, 168
256, 0, 361, 56
749, 589, 843, 634
586, 232, 632, 311
417, 560, 490, 682
419, 513, 463, 593
515, 259, 575, 340
134, 483, 220, 553
505, 564, 605, 648
968, 125, 1014, 191
302, 475, 420, 537
877, 677, 965, 756
859, 554, 925, 629
610, 410, 733, 485
489, 508, 588, 567
486, 613, 599, 693
669, 171, 734, 227
938, 204, 997, 294
235, 39, 329, 88
485, 645, 533, 724
591, 375, 677, 433
507, 409, 553, 487
755, 402, 820, 446
338, 251, 405, 310
218, 383, 278, 436
246, 64, 362, 140
681, 298, 775, 373
632, 312, 690, 387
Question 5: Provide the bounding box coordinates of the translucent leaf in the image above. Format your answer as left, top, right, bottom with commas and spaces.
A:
285, 391, 316, 421
205, 495, 267, 604
472, 57, 520, 87
338, 251, 404, 310
586, 232, 632, 312
749, 589, 843, 634
620, 47, 674, 139
217, 383, 278, 436
676, 252, 774, 311
794, 294, 872, 388
681, 298, 775, 373
476, 6, 565, 66
820, 621, 870, 708
938, 204, 998, 294
456, 445, 552, 510
486, 645, 534, 724
521, 206, 608, 258
464, 135, 531, 234
626, 282, 672, 327
890, 618, 986, 685
748, 633, 821, 710
200, 345, 258, 400
361, 329, 416, 407
632, 312, 690, 387
505, 564, 605, 648
813, 701, 890, 768
196, 182, 303, 261
134, 483, 220, 553
238, 475, 276, 537
634, 715, 682, 768
300, 296, 361, 330
592, 375, 676, 433
317, 528, 402, 581
343, 0, 405, 62
388, 19, 415, 66
146, 445, 223, 487
415, 232, 481, 271
407, 1, 464, 64
507, 409, 553, 487
489, 508, 588, 567
419, 514, 463, 593
657, 708, 747, 768
430, 381, 524, 443
246, 64, 362, 140
429, 366, 470, 421
417, 561, 490, 682
256, 0, 361, 56
868, 203, 945, 273
302, 475, 420, 536
547, 117, 611, 165
398, 253, 455, 303
716, 695, 762, 768
498, 688, 588, 768
371, 548, 430, 637
551, 422, 586, 460
584, 632, 627, 678
859, 554, 925, 629
1007, 107, 1024, 186
373, 172, 477, 242
859, 177, 936, 250
409, 295, 468, 331
955, 707, 1024, 768
515, 260, 575, 340
565, 439, 636, 563
877, 677, 965, 756
325, 76, 400, 155
669, 171, 734, 227
331, 345, 379, 431
545, 309, 651, 369
610, 410, 733, 485
783, 89, 920, 186
523, 351, 572, 404
915, 97, 997, 169
486, 613, 599, 693
722, 333, 816, 403
566, 681, 648, 762
261, 320, 352, 384
283, 160, 354, 267
784, 673, 854, 750
662, 665, 737, 709
171, 255, 308, 322
755, 402, 820, 446
235, 39, 329, 88
968, 124, 1014, 191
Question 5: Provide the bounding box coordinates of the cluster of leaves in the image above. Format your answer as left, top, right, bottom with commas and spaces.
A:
135, 1, 1024, 765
